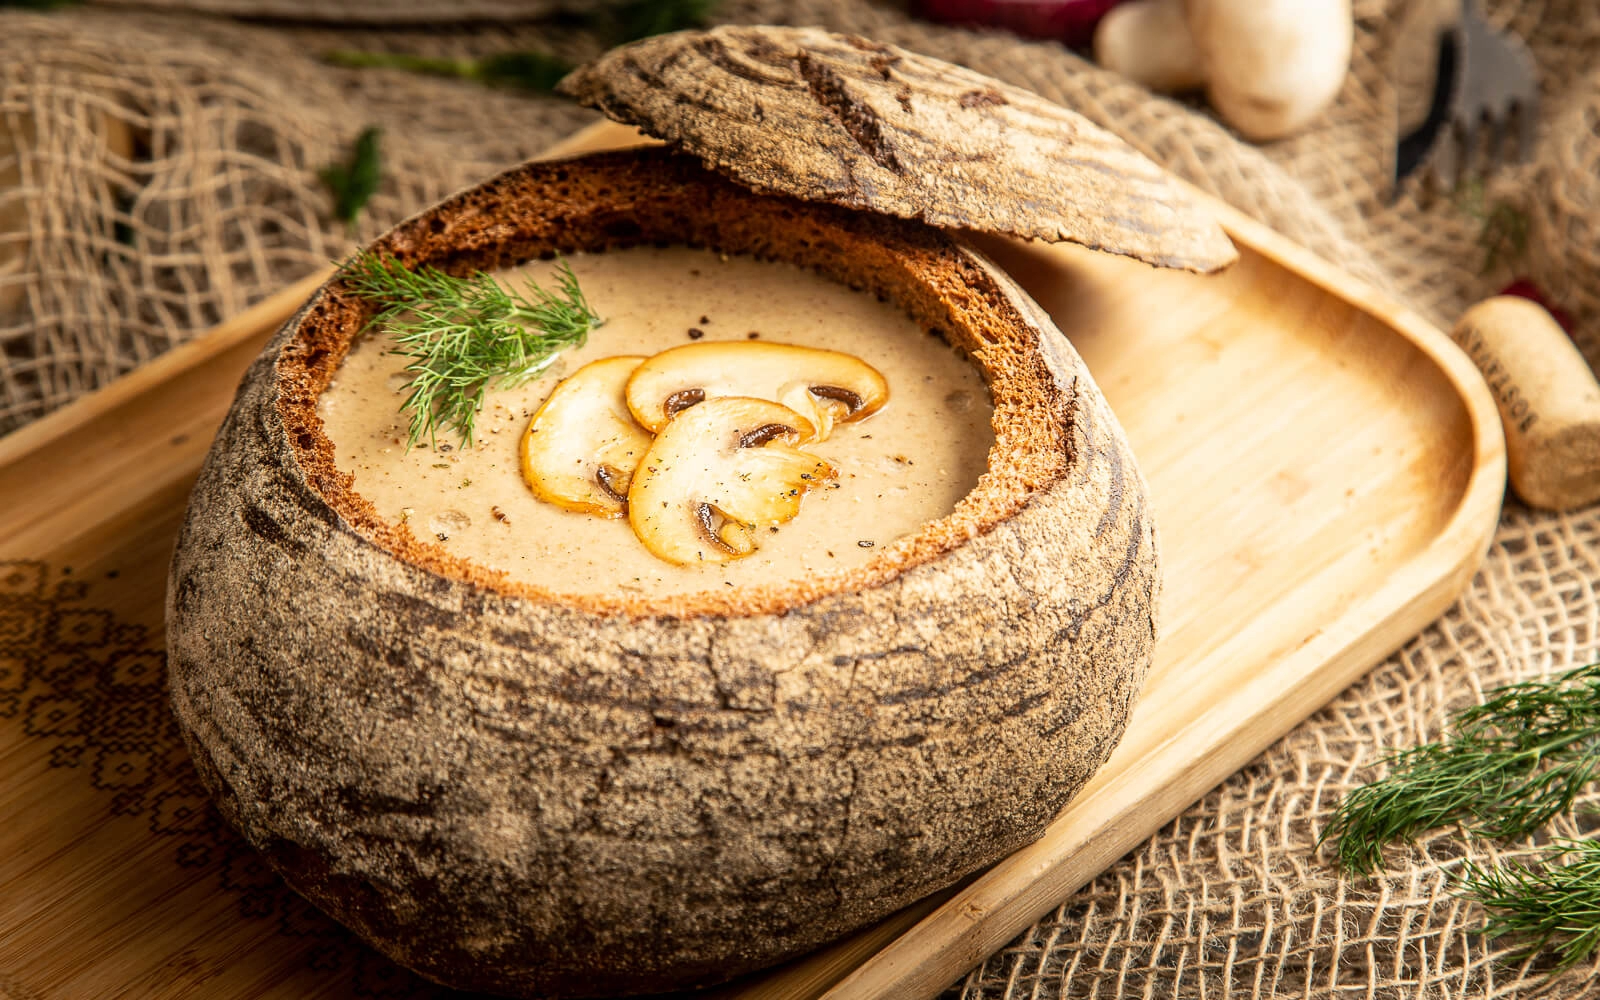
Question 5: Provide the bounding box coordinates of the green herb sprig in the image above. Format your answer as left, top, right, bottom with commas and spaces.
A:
341, 252, 600, 449
320, 126, 383, 227
320, 0, 721, 92
607, 0, 721, 41
1462, 838, 1600, 970
1322, 662, 1600, 876
1323, 662, 1600, 970
322, 50, 572, 94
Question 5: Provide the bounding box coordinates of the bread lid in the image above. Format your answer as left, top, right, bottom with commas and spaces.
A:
557, 24, 1238, 273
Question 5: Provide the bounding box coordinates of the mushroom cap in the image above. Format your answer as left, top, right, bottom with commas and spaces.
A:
627, 395, 835, 565
623, 339, 889, 438
166, 149, 1159, 997
520, 355, 653, 518
558, 24, 1238, 273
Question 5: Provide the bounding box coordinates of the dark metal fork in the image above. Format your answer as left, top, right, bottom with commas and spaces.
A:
1430, 0, 1540, 189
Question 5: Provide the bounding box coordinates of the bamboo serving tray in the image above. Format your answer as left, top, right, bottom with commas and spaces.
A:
0, 122, 1503, 1000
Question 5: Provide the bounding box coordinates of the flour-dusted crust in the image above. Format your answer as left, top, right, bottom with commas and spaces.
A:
558, 25, 1237, 274
166, 149, 1159, 998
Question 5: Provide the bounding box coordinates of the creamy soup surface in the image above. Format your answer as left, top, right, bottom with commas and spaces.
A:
317, 247, 996, 598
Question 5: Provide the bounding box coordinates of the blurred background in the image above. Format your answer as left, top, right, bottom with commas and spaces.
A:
7, 0, 1594, 438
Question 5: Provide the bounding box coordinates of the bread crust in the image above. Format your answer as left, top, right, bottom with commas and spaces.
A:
558, 26, 1237, 274
165, 149, 1159, 998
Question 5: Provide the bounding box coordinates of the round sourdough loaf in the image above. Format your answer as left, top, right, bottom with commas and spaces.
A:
166, 147, 1161, 997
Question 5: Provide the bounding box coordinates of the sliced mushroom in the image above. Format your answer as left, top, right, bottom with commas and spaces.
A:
625, 341, 889, 442
521, 355, 654, 517
628, 396, 836, 565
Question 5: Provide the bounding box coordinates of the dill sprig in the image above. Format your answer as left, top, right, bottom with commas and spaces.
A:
320, 126, 383, 227
608, 0, 721, 41
323, 50, 572, 94
1322, 662, 1600, 876
320, 0, 720, 90
341, 252, 601, 450
1462, 838, 1600, 970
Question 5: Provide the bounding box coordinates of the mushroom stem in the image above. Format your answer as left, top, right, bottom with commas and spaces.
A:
1184, 0, 1352, 142
1093, 0, 1206, 94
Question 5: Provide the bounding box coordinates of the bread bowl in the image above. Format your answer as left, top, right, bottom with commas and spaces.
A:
166, 26, 1233, 999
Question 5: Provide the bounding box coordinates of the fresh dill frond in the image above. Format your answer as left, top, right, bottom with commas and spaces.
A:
341, 252, 601, 450
321, 0, 719, 93
474, 51, 575, 91
1322, 662, 1600, 876
320, 126, 383, 227
1461, 838, 1600, 970
609, 0, 722, 41
322, 50, 572, 94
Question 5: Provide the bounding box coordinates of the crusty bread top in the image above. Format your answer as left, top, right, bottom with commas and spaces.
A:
557, 25, 1238, 274
276, 148, 1083, 619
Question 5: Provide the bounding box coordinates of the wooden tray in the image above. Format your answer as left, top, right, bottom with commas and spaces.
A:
0, 122, 1503, 1000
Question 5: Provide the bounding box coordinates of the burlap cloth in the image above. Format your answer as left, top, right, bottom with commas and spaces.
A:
3, 1, 1599, 996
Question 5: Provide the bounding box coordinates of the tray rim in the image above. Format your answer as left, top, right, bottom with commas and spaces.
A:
0, 121, 1507, 1000
805, 180, 1507, 1000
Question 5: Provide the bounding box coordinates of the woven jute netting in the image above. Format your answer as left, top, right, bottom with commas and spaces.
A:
3, 1, 1600, 997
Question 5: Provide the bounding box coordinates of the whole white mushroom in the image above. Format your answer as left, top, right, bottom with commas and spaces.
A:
1092, 0, 1353, 142
1187, 0, 1353, 141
